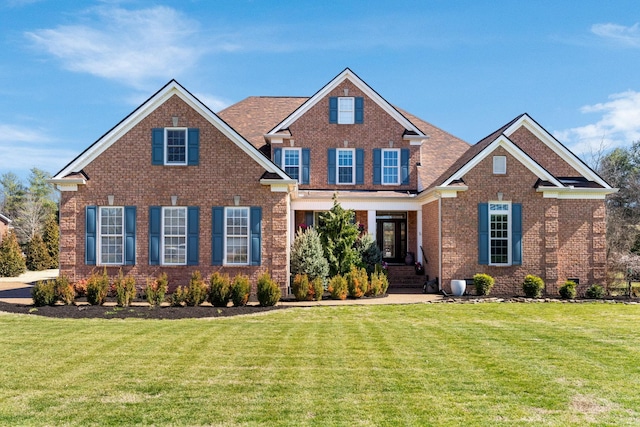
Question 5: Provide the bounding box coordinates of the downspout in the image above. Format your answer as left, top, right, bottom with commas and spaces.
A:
438, 194, 442, 291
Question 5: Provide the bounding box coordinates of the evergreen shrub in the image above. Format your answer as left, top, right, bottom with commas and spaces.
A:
231, 274, 250, 307
522, 275, 544, 298
473, 273, 495, 296
257, 272, 280, 306
209, 272, 231, 307
559, 280, 577, 299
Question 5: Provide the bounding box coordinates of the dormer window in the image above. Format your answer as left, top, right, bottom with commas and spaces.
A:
338, 97, 355, 124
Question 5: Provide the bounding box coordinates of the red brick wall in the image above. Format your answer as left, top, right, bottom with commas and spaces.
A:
421, 201, 440, 281
59, 95, 290, 294
439, 146, 607, 296
509, 127, 580, 177
0, 220, 9, 243
280, 80, 420, 191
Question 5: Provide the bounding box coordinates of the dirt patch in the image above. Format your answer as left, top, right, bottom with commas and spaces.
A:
0, 301, 288, 320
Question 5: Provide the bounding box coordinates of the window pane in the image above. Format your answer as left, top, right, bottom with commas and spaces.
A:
226, 208, 249, 264
166, 129, 186, 163
383, 150, 399, 184
337, 150, 353, 183
338, 97, 354, 124
99, 207, 123, 264
284, 149, 300, 180
489, 209, 509, 264
163, 207, 186, 264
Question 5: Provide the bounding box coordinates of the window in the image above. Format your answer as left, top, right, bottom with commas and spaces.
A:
337, 149, 354, 184
225, 207, 249, 265
99, 207, 123, 265
283, 148, 300, 181
162, 207, 186, 265
165, 128, 187, 165
489, 202, 510, 265
338, 97, 354, 124
493, 156, 506, 174
382, 149, 400, 184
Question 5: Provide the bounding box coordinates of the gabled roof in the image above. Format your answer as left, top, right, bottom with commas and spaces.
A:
432, 113, 614, 193
52, 80, 292, 184
266, 68, 427, 138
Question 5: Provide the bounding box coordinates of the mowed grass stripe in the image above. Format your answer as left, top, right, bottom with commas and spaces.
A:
0, 304, 639, 426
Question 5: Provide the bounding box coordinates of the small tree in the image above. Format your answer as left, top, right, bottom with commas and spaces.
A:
42, 215, 59, 268
355, 233, 382, 275
290, 227, 329, 281
0, 230, 26, 277
317, 195, 361, 276
25, 233, 51, 271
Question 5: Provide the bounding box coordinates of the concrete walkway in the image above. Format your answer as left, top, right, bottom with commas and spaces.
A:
0, 269, 443, 306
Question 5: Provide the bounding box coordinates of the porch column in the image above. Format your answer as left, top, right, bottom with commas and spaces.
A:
367, 210, 376, 239
417, 209, 423, 264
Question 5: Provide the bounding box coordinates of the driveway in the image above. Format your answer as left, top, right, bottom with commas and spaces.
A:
0, 270, 59, 305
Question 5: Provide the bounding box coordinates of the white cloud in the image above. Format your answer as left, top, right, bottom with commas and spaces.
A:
0, 124, 75, 175
193, 92, 230, 113
26, 6, 205, 89
591, 23, 640, 47
554, 91, 640, 157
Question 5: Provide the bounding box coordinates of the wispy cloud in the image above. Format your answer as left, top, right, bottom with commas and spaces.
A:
0, 124, 74, 175
554, 91, 640, 157
591, 23, 640, 47
26, 6, 206, 89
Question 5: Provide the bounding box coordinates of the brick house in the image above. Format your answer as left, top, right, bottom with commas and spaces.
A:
51, 69, 616, 295
0, 213, 11, 243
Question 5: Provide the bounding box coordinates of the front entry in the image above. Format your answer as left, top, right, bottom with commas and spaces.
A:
376, 212, 407, 264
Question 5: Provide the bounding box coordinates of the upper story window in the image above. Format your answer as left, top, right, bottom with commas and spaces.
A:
283, 148, 300, 181
162, 207, 187, 265
152, 128, 199, 166
338, 97, 355, 124
489, 202, 510, 265
493, 155, 506, 175
382, 149, 400, 185
99, 207, 123, 265
337, 148, 355, 184
165, 128, 187, 165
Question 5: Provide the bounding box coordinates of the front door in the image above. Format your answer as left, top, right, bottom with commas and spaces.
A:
376, 213, 407, 264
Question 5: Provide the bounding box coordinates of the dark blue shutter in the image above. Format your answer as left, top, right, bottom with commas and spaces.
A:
329, 97, 338, 123
328, 148, 336, 184
356, 148, 364, 185
152, 128, 164, 165
187, 128, 199, 166
212, 207, 224, 265
401, 149, 410, 185
273, 148, 282, 167
187, 207, 199, 265
512, 203, 522, 265
124, 206, 136, 265
354, 97, 364, 124
478, 203, 489, 265
85, 206, 97, 265
373, 149, 381, 185
149, 206, 161, 265
250, 207, 262, 266
301, 148, 310, 184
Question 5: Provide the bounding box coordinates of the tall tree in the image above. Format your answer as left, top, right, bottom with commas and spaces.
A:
0, 230, 26, 277
14, 193, 47, 243
28, 168, 56, 218
42, 214, 59, 268
0, 172, 26, 220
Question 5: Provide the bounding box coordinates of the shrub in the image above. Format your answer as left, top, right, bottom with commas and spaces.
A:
231, 274, 251, 307
54, 275, 74, 305
292, 273, 310, 301
522, 275, 544, 298
329, 275, 347, 300
368, 270, 389, 297
257, 272, 281, 306
42, 215, 59, 268
32, 280, 56, 306
86, 269, 109, 305
585, 284, 606, 299
185, 271, 208, 306
355, 233, 382, 275
473, 273, 495, 296
25, 233, 52, 271
74, 279, 88, 297
559, 280, 577, 299
146, 273, 168, 306
0, 230, 26, 277
171, 285, 187, 307
290, 227, 330, 282
114, 270, 137, 307
209, 272, 231, 307
346, 266, 368, 298
311, 277, 324, 301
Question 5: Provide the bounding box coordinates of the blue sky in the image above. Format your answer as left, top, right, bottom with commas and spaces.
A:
1, 0, 640, 180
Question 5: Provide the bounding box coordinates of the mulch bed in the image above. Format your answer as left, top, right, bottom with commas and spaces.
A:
0, 300, 288, 320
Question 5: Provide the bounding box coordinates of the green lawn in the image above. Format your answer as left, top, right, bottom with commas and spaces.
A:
0, 303, 639, 426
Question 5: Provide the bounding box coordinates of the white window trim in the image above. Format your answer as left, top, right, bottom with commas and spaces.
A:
336, 148, 355, 185
164, 127, 188, 166
282, 147, 302, 182
488, 201, 511, 266
382, 148, 401, 185
493, 155, 507, 175
161, 206, 187, 266
337, 97, 355, 124
98, 206, 124, 266
224, 207, 250, 266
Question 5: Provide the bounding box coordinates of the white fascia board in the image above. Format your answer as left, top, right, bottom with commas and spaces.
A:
266, 69, 426, 137
54, 81, 290, 182
504, 114, 611, 189
537, 187, 618, 200
443, 136, 563, 187
259, 179, 297, 192
403, 135, 430, 146
291, 192, 420, 211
